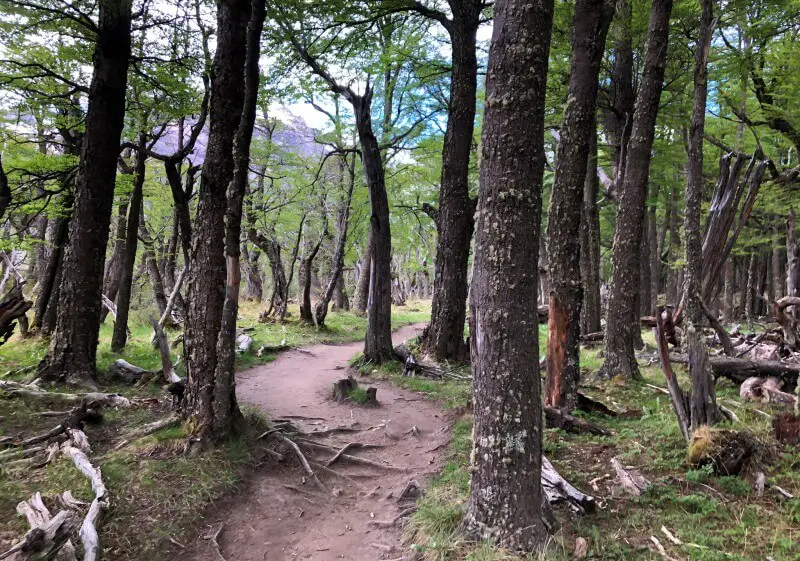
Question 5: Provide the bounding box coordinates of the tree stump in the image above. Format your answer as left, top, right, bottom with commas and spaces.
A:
332, 377, 358, 403
687, 426, 759, 476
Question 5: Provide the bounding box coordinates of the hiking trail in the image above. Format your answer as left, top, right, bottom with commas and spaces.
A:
176, 323, 452, 561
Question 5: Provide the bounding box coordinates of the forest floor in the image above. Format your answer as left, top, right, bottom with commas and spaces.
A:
0, 302, 429, 560
2, 309, 799, 561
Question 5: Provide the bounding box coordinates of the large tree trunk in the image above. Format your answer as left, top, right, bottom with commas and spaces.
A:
683, 0, 720, 430
598, 0, 674, 380
299, 232, 325, 325
422, 0, 481, 363
209, 0, 265, 443
185, 0, 252, 443
38, 0, 132, 385
580, 126, 603, 335
316, 154, 355, 326
111, 132, 146, 351
665, 184, 682, 306
648, 185, 660, 315
545, 0, 614, 412
462, 0, 553, 549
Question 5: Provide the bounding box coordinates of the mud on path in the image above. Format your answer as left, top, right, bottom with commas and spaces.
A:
176, 324, 452, 561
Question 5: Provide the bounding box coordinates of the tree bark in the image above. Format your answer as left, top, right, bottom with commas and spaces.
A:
242, 243, 263, 302
648, 185, 660, 315
580, 126, 602, 334
545, 0, 614, 412
603, 0, 635, 186
184, 0, 253, 443
352, 232, 372, 315
100, 196, 129, 322
423, 0, 482, 363
462, 0, 553, 549
299, 231, 325, 325
598, 0, 674, 380
38, 0, 132, 385
723, 258, 735, 320
33, 198, 71, 333
788, 209, 799, 319
210, 0, 265, 442
140, 219, 169, 318
683, 0, 720, 430
111, 132, 147, 352
316, 154, 356, 326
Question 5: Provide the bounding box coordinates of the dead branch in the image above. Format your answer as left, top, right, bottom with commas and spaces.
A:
654, 314, 691, 442
61, 436, 107, 561
0, 509, 77, 561
545, 407, 610, 436
113, 415, 180, 450
15, 492, 77, 561
150, 317, 180, 384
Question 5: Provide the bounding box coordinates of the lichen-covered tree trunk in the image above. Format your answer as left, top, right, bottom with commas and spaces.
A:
210, 0, 265, 441
683, 0, 720, 430
580, 127, 602, 335
648, 188, 660, 315
423, 1, 481, 363
723, 258, 735, 321
462, 0, 553, 550
242, 243, 263, 302
184, 0, 251, 443
603, 0, 634, 185
101, 183, 131, 323
598, 0, 673, 380
545, 0, 614, 411
111, 132, 146, 351
34, 198, 71, 332
38, 0, 132, 385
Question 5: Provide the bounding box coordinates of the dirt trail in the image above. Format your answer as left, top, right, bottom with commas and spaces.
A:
177, 324, 451, 561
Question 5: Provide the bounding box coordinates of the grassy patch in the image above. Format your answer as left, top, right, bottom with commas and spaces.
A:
378, 329, 800, 561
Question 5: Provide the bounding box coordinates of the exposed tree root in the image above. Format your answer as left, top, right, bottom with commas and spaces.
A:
273, 432, 330, 494
113, 415, 180, 450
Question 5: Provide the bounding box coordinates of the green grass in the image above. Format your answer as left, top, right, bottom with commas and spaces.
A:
378, 328, 800, 561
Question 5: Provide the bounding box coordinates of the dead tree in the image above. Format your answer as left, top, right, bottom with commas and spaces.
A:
773, 296, 800, 350
0, 284, 32, 346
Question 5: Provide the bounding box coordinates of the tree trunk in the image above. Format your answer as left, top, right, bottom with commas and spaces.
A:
598, 0, 674, 380
210, 0, 265, 443
462, 0, 553, 549
723, 258, 735, 321
316, 154, 355, 326
648, 185, 660, 315
185, 0, 253, 443
353, 233, 372, 315
665, 183, 682, 305
242, 243, 263, 302
788, 209, 799, 319
101, 189, 130, 323
332, 275, 349, 311
423, 1, 481, 363
38, 0, 132, 385
33, 199, 71, 332
299, 231, 325, 325
683, 0, 720, 430
140, 219, 169, 318
772, 228, 783, 303
545, 0, 614, 412
580, 126, 603, 335
111, 132, 147, 352
603, 0, 635, 186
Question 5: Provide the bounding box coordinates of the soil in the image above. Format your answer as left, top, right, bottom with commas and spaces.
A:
175, 324, 452, 561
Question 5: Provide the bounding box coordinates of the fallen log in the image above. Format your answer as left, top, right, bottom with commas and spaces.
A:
739, 377, 796, 405
15, 492, 77, 561
235, 332, 253, 354
106, 360, 150, 385
541, 456, 595, 514
0, 381, 132, 410
61, 434, 107, 561
0, 509, 77, 561
544, 407, 610, 436
611, 457, 650, 496
669, 354, 800, 387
